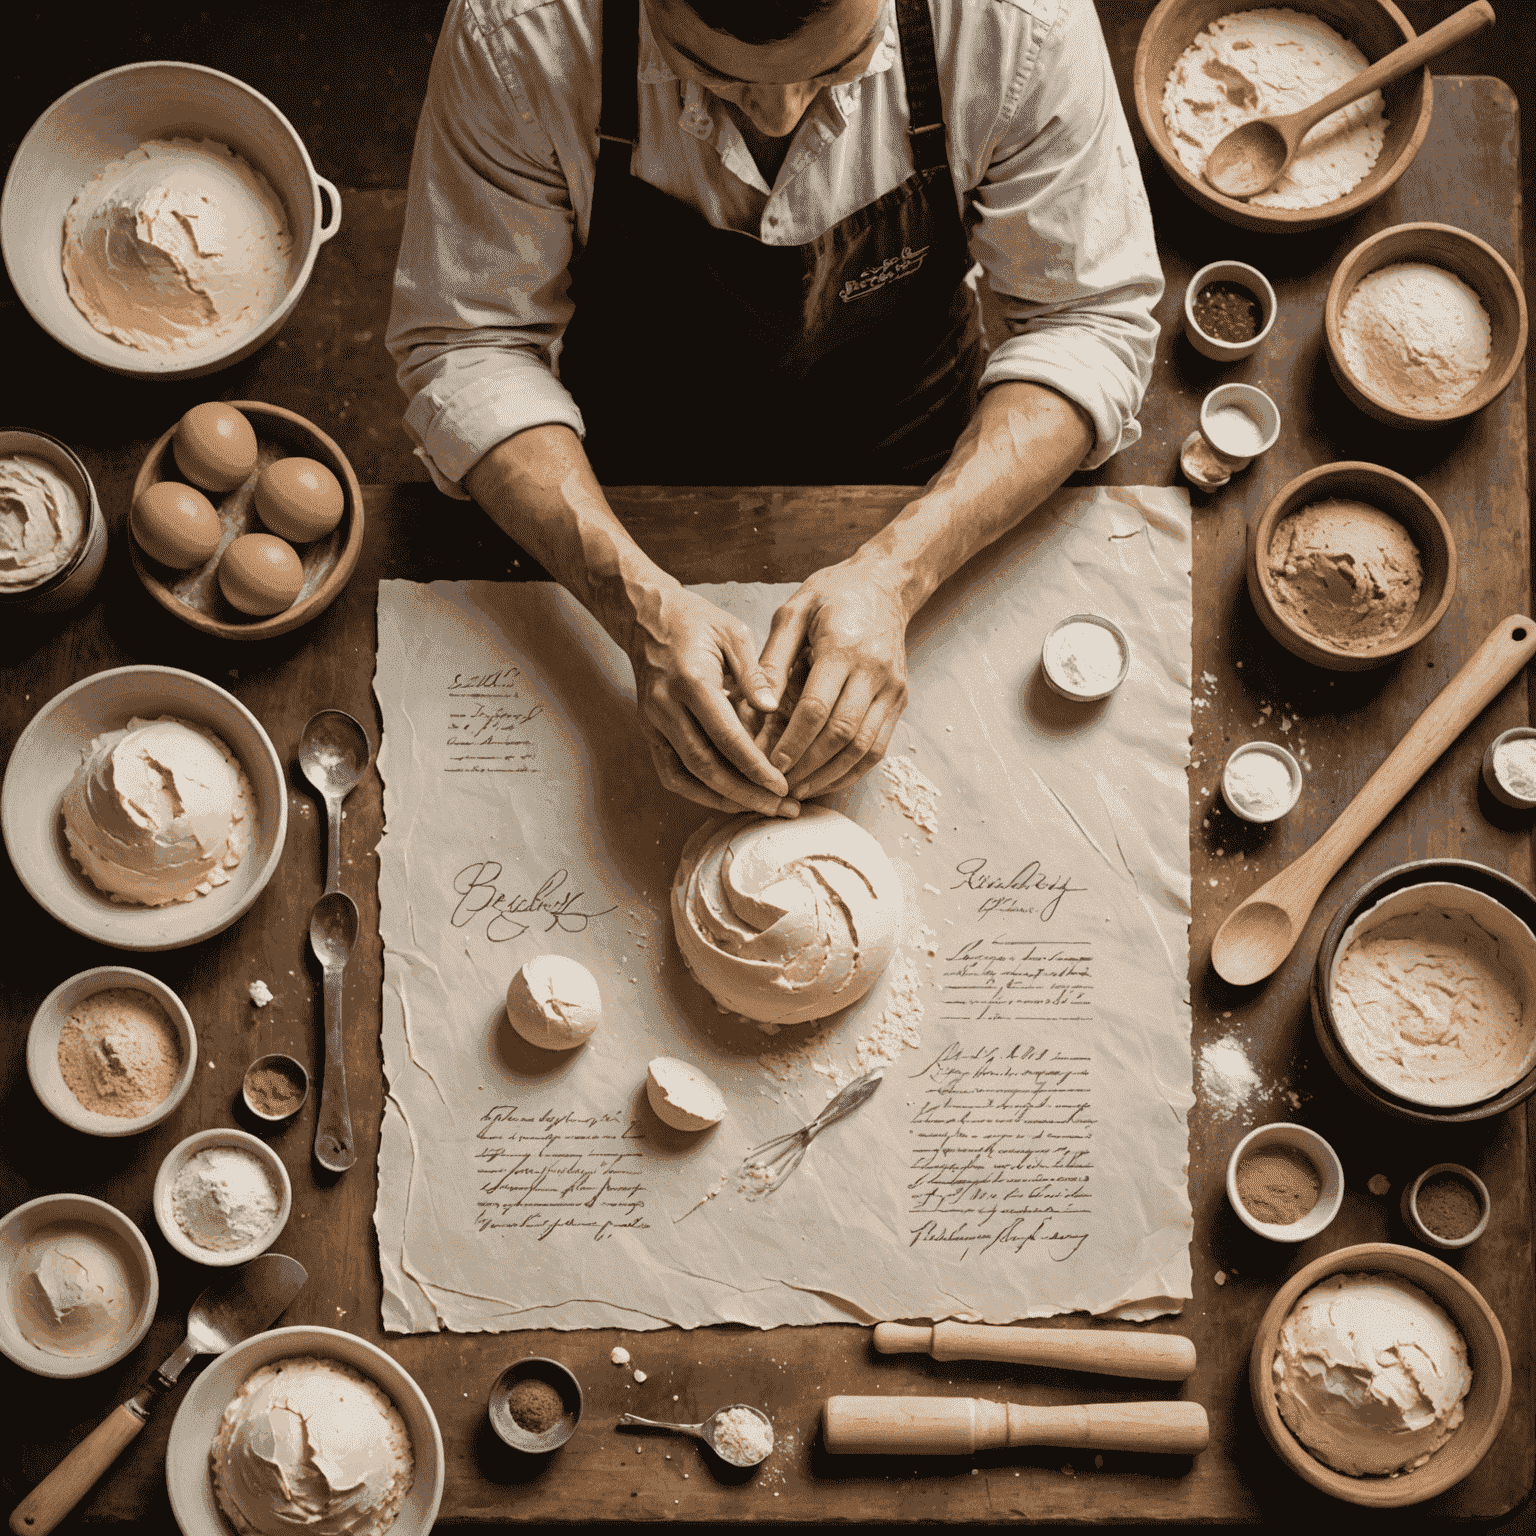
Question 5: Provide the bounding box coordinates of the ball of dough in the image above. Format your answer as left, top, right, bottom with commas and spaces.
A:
646, 1057, 727, 1131
671, 805, 904, 1026
505, 955, 602, 1050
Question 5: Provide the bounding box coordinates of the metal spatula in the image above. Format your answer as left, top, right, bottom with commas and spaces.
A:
10, 1252, 307, 1536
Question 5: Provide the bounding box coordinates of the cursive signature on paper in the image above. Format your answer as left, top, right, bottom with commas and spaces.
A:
451, 863, 617, 942
950, 857, 1086, 921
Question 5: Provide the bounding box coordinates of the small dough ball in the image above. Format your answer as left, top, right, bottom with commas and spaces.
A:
218, 533, 304, 616
173, 402, 259, 492
132, 481, 222, 569
506, 955, 602, 1050
254, 457, 345, 542
646, 1057, 727, 1131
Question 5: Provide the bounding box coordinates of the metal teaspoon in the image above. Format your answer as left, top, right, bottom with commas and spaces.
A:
310, 889, 359, 1172
618, 1403, 775, 1466
298, 709, 372, 894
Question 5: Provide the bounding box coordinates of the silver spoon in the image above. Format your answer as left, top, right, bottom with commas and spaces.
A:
298, 709, 371, 894
310, 890, 359, 1172
618, 1403, 774, 1466
1202, 1, 1494, 199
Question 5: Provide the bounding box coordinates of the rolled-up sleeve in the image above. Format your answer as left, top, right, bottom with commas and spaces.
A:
966, 0, 1163, 470
387, 0, 585, 498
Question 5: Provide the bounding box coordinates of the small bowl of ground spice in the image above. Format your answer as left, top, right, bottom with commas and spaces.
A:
1184, 260, 1276, 362
488, 1356, 583, 1452
1401, 1163, 1490, 1251
1482, 727, 1536, 810
27, 966, 197, 1136
1227, 1123, 1343, 1243
242, 1052, 310, 1124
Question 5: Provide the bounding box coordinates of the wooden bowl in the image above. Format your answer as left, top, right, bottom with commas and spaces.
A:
1134, 0, 1433, 233
1325, 223, 1528, 428
1250, 1242, 1512, 1506
130, 401, 364, 640
1310, 859, 1536, 1123
1246, 461, 1455, 671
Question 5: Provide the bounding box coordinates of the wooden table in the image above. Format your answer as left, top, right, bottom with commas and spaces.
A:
1, 78, 1531, 1530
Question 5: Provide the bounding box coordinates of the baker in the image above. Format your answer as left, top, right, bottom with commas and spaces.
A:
388, 0, 1162, 815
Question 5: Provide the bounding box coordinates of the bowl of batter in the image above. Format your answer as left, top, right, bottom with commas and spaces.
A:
1311, 859, 1536, 1122
1246, 461, 1455, 671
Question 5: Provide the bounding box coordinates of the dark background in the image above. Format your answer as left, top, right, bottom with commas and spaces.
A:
2, 1, 1531, 1531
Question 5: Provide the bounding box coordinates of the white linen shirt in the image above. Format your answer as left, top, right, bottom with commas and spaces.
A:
388, 0, 1164, 497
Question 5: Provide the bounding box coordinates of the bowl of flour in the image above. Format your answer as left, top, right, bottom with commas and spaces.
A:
1326, 222, 1528, 428
153, 1128, 291, 1266
1134, 0, 1434, 232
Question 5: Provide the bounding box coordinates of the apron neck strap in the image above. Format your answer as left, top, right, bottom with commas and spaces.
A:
895, 0, 950, 171
598, 0, 641, 145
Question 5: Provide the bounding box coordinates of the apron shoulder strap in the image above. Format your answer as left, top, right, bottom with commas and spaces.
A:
598, 0, 641, 146
894, 0, 950, 172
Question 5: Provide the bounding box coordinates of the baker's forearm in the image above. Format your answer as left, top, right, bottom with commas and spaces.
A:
849, 381, 1095, 619
464, 424, 675, 652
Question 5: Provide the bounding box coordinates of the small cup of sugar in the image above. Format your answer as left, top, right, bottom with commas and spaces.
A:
1482, 726, 1536, 809
1222, 742, 1302, 824
1040, 613, 1130, 702
1198, 384, 1281, 472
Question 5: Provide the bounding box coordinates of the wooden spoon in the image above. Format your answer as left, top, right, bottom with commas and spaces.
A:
1210, 615, 1536, 986
1203, 1, 1495, 200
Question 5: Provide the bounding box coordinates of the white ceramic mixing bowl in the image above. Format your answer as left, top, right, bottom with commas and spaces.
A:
2, 61, 341, 380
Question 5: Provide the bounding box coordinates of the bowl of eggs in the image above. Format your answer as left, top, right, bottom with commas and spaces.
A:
129, 401, 364, 639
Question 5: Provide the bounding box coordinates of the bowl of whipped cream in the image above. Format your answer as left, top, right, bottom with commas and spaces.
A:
1311, 859, 1536, 1122
0, 664, 287, 950
1135, 0, 1434, 233
1250, 1242, 1511, 1505
2, 61, 340, 379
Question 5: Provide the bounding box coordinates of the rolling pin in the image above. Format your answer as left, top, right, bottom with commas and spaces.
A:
874, 1322, 1196, 1381
823, 1396, 1209, 1457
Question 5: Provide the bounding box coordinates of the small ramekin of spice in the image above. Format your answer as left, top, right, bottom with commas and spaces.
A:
1227, 1123, 1343, 1243
242, 1052, 310, 1123
1401, 1162, 1490, 1250
1184, 260, 1277, 362
488, 1356, 583, 1452
1482, 726, 1536, 810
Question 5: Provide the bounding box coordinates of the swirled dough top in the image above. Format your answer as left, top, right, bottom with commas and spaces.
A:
671, 806, 903, 1026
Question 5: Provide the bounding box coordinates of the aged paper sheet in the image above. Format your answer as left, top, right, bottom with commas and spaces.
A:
373, 484, 1194, 1332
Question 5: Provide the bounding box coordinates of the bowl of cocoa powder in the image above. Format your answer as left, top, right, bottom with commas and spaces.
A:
1400, 1163, 1490, 1251
1184, 260, 1276, 362
1227, 1122, 1343, 1243
488, 1357, 582, 1452
27, 966, 197, 1136
242, 1053, 309, 1124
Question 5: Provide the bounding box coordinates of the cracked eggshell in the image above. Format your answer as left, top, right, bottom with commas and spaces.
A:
646, 1057, 727, 1131
671, 805, 903, 1026
505, 954, 602, 1050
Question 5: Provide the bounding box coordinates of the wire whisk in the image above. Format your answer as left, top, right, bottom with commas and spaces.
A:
740, 1067, 885, 1197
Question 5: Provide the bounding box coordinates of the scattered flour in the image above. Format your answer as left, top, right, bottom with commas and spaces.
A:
878, 752, 940, 838
1197, 1033, 1262, 1118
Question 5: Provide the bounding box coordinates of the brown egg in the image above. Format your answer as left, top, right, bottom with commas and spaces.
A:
254, 457, 345, 542
218, 533, 304, 616
172, 403, 259, 492
131, 481, 222, 569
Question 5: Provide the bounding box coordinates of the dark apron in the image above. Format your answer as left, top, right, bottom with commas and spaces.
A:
558, 0, 986, 485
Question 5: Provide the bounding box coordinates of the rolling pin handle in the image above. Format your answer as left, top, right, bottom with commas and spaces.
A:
872, 1322, 934, 1354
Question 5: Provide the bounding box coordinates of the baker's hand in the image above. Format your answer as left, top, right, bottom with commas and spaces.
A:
753, 562, 909, 800
629, 583, 797, 817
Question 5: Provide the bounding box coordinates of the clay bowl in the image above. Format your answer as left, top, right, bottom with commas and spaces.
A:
1310, 859, 1536, 1123
1134, 0, 1433, 233
1247, 461, 1455, 671
1325, 222, 1528, 429
1250, 1242, 1511, 1506
129, 401, 363, 640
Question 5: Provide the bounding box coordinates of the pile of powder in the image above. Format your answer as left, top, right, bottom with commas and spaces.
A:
1492, 736, 1536, 801
711, 1406, 774, 1465
1044, 619, 1126, 697
171, 1145, 280, 1252
878, 752, 940, 838
57, 988, 183, 1118
1414, 1170, 1483, 1240
507, 1378, 565, 1433
1198, 1033, 1262, 1118
1340, 263, 1492, 413
1225, 750, 1295, 819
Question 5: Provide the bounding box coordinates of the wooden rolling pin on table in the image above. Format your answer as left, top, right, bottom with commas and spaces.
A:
874, 1322, 1197, 1380
824, 1396, 1210, 1457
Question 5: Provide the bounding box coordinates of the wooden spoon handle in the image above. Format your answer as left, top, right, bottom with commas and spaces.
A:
9, 1402, 146, 1536
1271, 615, 1536, 915
1291, 1, 1495, 136
873, 1321, 1197, 1380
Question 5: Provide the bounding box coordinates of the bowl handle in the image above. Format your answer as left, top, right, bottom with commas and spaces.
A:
315, 176, 343, 243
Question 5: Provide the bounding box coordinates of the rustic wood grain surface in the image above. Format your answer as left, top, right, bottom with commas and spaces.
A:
0, 59, 1531, 1536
